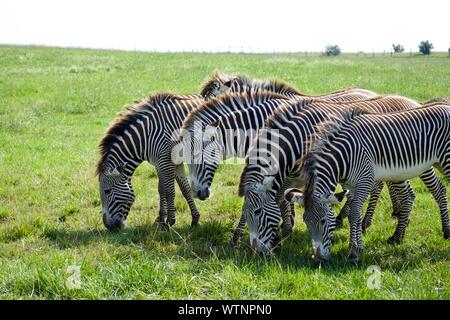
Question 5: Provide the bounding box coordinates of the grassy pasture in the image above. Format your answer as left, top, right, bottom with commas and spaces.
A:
0, 45, 449, 299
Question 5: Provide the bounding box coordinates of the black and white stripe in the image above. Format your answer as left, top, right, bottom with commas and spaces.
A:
238, 96, 442, 254
288, 103, 450, 263
97, 93, 205, 230
189, 94, 399, 247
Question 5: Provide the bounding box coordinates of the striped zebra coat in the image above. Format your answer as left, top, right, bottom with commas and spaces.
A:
187, 95, 409, 247
238, 96, 443, 254
287, 103, 450, 263
97, 93, 206, 230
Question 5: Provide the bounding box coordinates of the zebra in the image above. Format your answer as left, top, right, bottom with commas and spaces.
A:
187, 95, 400, 247
199, 71, 377, 101
200, 70, 234, 100
238, 97, 444, 254
285, 103, 450, 263
97, 92, 208, 230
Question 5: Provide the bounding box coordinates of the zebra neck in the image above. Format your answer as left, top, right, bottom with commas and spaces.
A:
315, 158, 341, 196
108, 143, 143, 178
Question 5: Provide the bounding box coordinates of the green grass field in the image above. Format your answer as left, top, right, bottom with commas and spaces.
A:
0, 45, 449, 299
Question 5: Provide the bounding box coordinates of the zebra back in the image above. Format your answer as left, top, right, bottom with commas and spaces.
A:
239, 95, 422, 196
97, 92, 203, 175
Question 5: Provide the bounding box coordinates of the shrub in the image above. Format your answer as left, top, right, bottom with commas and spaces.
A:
418, 40, 433, 55
324, 44, 341, 56
392, 44, 404, 53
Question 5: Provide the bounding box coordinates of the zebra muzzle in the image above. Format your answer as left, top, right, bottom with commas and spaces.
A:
252, 238, 257, 251
197, 188, 210, 200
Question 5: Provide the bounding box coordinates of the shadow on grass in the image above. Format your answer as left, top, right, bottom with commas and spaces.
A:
42, 220, 449, 274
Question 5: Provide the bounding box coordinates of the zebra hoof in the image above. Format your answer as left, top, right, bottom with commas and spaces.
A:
156, 222, 170, 230
166, 218, 176, 227
191, 217, 200, 228
387, 236, 402, 244
348, 245, 363, 264
228, 240, 238, 250
443, 227, 450, 239
347, 253, 359, 265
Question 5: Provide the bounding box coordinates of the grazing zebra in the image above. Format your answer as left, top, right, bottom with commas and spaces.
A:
188, 95, 397, 247
97, 93, 207, 230
238, 96, 443, 254
199, 71, 378, 100
285, 103, 450, 263
200, 70, 234, 100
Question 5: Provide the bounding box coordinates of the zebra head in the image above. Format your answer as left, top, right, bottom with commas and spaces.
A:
99, 163, 136, 231
183, 120, 223, 200
200, 71, 234, 100
285, 188, 347, 262
241, 176, 280, 254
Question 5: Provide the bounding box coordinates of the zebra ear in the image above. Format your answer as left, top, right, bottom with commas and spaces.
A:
221, 80, 233, 89
203, 122, 219, 141
284, 188, 304, 206
209, 120, 220, 128
322, 190, 348, 204
256, 176, 275, 194
107, 164, 125, 178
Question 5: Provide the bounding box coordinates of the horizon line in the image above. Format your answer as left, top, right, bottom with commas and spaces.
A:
1, 43, 449, 55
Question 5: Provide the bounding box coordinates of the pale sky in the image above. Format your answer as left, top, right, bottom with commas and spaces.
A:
1, 0, 449, 53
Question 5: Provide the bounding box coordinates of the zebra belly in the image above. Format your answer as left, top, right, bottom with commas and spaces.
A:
373, 158, 437, 182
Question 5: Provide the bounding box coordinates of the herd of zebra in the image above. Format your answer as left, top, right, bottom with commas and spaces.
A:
97, 71, 450, 263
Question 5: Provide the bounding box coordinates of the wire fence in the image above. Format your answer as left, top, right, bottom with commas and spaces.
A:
142, 46, 450, 57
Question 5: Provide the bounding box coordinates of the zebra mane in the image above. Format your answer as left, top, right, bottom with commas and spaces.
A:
96, 92, 192, 175
199, 70, 233, 98
232, 75, 302, 97
421, 98, 450, 107
182, 91, 289, 131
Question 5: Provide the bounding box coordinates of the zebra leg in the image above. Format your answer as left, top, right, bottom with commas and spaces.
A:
419, 168, 450, 239
347, 184, 372, 263
229, 213, 247, 248
387, 181, 414, 244
276, 192, 294, 239
174, 164, 201, 227
160, 165, 177, 227
336, 190, 356, 229
388, 181, 414, 219
361, 181, 384, 232
155, 169, 167, 224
